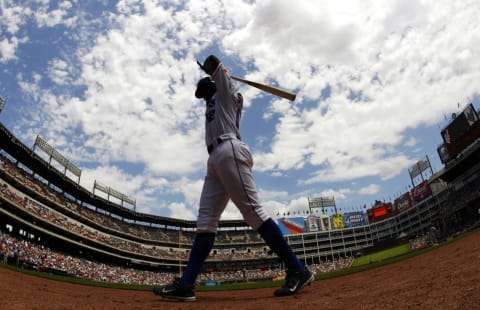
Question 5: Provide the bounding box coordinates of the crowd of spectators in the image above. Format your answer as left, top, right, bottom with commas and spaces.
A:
439, 177, 480, 221
408, 226, 440, 251
0, 230, 352, 285
1, 154, 356, 276
1, 152, 355, 284
0, 180, 184, 260
308, 256, 353, 273
0, 153, 264, 245
0, 230, 173, 285
0, 154, 268, 263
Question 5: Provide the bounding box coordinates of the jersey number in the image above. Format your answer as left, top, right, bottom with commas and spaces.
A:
206, 109, 215, 122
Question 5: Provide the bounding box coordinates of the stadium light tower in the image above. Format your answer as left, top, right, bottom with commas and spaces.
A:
0, 96, 5, 113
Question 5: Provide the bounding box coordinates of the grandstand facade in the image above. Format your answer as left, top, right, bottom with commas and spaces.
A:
1, 102, 479, 281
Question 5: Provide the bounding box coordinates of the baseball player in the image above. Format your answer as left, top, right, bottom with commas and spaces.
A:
153, 55, 313, 301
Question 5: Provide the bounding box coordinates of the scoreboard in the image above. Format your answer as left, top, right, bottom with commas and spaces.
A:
367, 202, 394, 223
438, 104, 479, 164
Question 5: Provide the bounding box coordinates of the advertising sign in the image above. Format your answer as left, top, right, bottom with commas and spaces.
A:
320, 216, 331, 231
343, 212, 368, 227
394, 192, 412, 213
278, 217, 306, 235
437, 144, 452, 164
306, 215, 319, 232
410, 180, 432, 204
332, 214, 344, 229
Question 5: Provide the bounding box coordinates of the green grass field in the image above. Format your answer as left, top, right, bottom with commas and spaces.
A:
351, 243, 411, 267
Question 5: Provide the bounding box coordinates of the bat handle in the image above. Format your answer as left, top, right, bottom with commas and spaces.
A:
196, 60, 208, 74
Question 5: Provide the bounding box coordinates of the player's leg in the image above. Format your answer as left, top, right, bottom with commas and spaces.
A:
181, 173, 229, 285
153, 170, 229, 301
213, 140, 269, 230
257, 219, 314, 297
215, 140, 297, 258
216, 140, 313, 296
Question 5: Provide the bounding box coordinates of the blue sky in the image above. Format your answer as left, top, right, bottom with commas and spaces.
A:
1, 0, 479, 221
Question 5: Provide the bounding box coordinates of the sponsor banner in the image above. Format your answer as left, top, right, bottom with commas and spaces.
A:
319, 216, 331, 231
411, 180, 432, 204
307, 215, 319, 232
437, 144, 452, 164
202, 281, 218, 286
394, 192, 412, 213
464, 103, 479, 126
343, 212, 368, 227
278, 217, 306, 235
332, 214, 344, 229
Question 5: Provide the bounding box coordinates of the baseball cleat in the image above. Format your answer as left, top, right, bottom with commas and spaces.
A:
274, 268, 314, 297
153, 277, 196, 301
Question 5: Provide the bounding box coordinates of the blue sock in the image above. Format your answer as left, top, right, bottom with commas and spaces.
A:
257, 218, 304, 270
181, 233, 216, 285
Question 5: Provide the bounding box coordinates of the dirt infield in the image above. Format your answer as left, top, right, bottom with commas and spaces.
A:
1, 231, 479, 310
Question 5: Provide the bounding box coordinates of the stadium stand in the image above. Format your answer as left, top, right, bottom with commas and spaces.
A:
1, 106, 479, 285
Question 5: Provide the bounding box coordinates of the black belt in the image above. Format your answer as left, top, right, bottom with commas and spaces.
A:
207, 137, 225, 154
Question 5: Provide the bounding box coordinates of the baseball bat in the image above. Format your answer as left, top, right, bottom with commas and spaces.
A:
196, 60, 296, 101
230, 75, 297, 101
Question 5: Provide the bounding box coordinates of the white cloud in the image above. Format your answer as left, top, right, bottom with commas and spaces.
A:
286, 196, 309, 211
0, 37, 20, 62
258, 188, 289, 201
224, 0, 480, 187
405, 137, 416, 147
0, 1, 81, 62
169, 202, 196, 220
34, 1, 77, 27
3, 0, 480, 220
358, 184, 380, 195
47, 59, 71, 85
79, 165, 142, 198
0, 1, 32, 33
169, 177, 204, 207
0, 1, 30, 61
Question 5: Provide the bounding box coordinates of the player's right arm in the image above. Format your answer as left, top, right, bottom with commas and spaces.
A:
202, 55, 239, 107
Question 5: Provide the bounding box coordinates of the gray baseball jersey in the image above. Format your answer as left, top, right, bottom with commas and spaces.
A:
204, 64, 242, 145
196, 63, 270, 233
